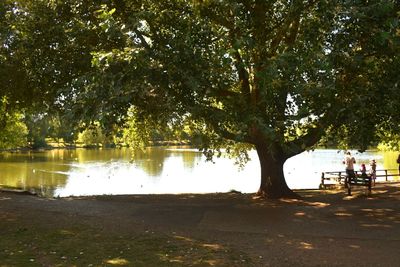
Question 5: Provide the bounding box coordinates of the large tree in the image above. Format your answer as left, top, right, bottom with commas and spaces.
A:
86, 0, 400, 197
2, 0, 400, 197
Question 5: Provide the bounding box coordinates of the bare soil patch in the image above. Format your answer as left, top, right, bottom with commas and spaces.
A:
1, 182, 400, 266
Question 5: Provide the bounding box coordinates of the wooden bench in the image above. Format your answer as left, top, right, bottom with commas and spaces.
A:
346, 174, 372, 196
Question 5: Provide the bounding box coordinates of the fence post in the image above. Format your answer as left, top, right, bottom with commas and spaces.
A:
342, 172, 348, 188
320, 172, 325, 189
385, 170, 388, 181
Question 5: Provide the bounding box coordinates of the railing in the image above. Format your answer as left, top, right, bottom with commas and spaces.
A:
320, 169, 400, 189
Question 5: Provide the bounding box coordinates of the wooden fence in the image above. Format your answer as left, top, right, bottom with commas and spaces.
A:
320, 169, 400, 189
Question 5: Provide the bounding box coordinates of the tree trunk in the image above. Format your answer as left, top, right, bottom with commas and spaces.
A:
255, 143, 298, 199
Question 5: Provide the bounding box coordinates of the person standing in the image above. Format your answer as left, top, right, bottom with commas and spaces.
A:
343, 151, 356, 181
369, 159, 377, 185
369, 159, 376, 185
397, 154, 400, 175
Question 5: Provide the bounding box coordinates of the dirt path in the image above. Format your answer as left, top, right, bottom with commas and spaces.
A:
1, 183, 400, 266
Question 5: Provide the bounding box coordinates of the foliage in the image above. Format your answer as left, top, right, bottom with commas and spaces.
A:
0, 0, 118, 110
123, 107, 161, 149
323, 1, 400, 150
23, 112, 78, 148
122, 106, 189, 150
80, 0, 400, 150
0, 97, 28, 149
1, 0, 399, 197
77, 122, 107, 147
377, 133, 400, 151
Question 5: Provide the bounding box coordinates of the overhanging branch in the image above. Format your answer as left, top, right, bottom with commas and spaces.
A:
286, 124, 324, 157
196, 105, 251, 143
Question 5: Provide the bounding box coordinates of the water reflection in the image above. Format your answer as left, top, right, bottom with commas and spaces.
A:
0, 150, 70, 196
0, 147, 399, 197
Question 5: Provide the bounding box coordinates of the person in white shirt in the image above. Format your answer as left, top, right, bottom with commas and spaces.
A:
343, 151, 356, 180
369, 159, 377, 185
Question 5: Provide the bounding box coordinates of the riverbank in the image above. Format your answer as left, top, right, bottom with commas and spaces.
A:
1, 182, 400, 266
0, 140, 192, 152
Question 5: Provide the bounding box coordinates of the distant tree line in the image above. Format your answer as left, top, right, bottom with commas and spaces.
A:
0, 105, 191, 149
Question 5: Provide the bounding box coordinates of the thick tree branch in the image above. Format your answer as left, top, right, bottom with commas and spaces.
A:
269, 0, 318, 56
195, 3, 252, 102
284, 14, 300, 49
231, 50, 251, 100
286, 123, 324, 158
198, 105, 251, 143
134, 29, 151, 51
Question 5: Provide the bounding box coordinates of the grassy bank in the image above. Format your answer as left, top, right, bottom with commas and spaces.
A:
0, 219, 251, 267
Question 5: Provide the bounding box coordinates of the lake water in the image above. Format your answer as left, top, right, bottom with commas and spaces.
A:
0, 147, 399, 197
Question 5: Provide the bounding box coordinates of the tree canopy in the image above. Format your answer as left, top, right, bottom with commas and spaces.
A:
1, 0, 399, 197
0, 97, 28, 149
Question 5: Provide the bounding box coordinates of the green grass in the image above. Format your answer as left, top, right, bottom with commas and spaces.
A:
0, 221, 252, 267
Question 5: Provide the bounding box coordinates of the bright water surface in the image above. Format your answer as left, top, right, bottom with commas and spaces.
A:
0, 147, 399, 197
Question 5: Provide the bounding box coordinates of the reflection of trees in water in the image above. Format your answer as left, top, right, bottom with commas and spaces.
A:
131, 147, 169, 177
0, 161, 68, 197
0, 147, 203, 195
0, 151, 51, 163
0, 149, 83, 196
171, 149, 201, 170
0, 149, 84, 163
74, 148, 131, 163
130, 147, 202, 177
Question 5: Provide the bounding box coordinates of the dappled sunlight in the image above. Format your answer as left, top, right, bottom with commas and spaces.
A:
360, 208, 400, 223
202, 243, 223, 250
105, 258, 130, 265
168, 256, 184, 264
167, 235, 234, 266
173, 235, 195, 242
173, 235, 225, 251
292, 210, 319, 221
280, 198, 330, 208
202, 259, 219, 266
343, 194, 369, 201
299, 241, 314, 250
264, 235, 318, 253
361, 208, 394, 213
360, 223, 392, 228
159, 252, 226, 266
372, 189, 389, 194
282, 240, 315, 250
334, 212, 353, 217
3, 179, 400, 267
285, 240, 293, 245
191, 259, 221, 266
279, 198, 301, 204
59, 229, 76, 236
